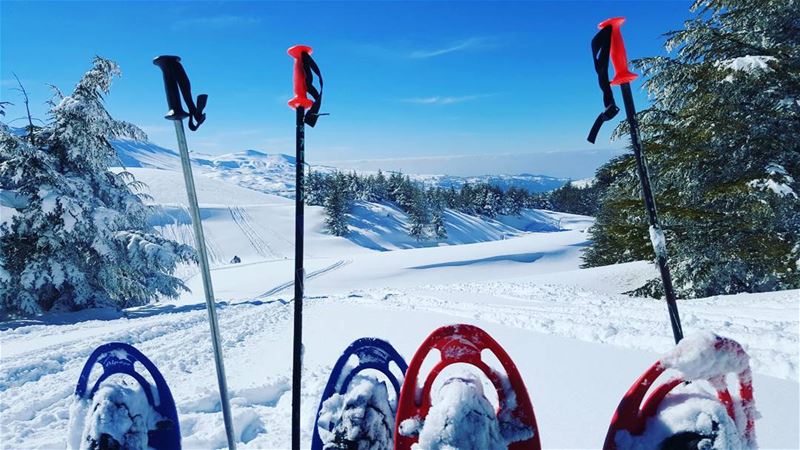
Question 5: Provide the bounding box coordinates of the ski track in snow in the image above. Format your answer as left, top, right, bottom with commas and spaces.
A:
257, 259, 351, 299
228, 206, 277, 260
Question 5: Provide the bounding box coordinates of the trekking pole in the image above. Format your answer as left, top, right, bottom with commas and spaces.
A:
287, 45, 324, 450
153, 56, 237, 450
586, 18, 683, 344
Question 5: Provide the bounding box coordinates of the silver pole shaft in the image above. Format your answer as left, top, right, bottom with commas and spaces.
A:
173, 120, 237, 450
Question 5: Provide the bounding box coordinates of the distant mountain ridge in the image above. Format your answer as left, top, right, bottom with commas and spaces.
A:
113, 139, 303, 197
409, 173, 570, 193
112, 139, 570, 197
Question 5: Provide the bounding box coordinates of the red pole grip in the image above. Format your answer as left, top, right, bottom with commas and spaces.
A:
598, 17, 638, 85
288, 45, 314, 109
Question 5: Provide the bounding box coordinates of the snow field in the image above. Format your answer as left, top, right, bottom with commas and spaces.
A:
1, 166, 797, 449
3, 283, 796, 449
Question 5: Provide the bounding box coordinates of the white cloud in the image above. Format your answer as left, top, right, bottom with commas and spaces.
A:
400, 94, 492, 105
409, 37, 494, 59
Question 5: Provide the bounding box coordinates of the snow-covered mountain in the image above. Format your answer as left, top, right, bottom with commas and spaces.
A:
114, 140, 305, 198
112, 139, 570, 197
195, 151, 301, 198
410, 173, 570, 193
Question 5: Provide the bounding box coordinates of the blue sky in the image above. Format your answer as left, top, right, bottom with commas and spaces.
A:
1, 1, 694, 178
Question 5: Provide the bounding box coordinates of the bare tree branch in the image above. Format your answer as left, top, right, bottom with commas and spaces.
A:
12, 73, 36, 146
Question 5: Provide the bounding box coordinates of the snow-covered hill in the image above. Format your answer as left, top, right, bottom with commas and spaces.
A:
122, 167, 573, 268
1, 206, 797, 448
112, 139, 570, 196
1, 138, 796, 450
114, 140, 307, 198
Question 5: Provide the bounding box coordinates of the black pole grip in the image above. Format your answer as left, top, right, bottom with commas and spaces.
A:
153, 55, 207, 130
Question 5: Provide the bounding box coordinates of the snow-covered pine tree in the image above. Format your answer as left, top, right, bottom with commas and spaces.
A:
426, 188, 448, 240
503, 187, 525, 216
324, 172, 351, 236
0, 57, 196, 316
306, 170, 330, 206
548, 182, 600, 216
347, 171, 364, 201
373, 170, 389, 201
584, 0, 799, 297
479, 185, 501, 218
407, 189, 430, 241
458, 183, 476, 215
431, 209, 447, 240
389, 173, 415, 210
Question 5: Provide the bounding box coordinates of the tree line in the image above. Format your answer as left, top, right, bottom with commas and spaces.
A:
305, 170, 575, 240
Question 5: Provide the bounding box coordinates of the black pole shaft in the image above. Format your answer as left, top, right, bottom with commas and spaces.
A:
292, 106, 305, 450
620, 83, 684, 344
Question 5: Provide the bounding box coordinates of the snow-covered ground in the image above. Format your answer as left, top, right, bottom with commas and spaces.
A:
1, 165, 797, 449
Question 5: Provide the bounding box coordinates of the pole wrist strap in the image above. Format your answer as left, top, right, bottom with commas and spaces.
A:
301, 52, 324, 127
587, 25, 619, 143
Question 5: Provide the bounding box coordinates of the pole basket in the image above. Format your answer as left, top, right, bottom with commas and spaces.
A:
604, 333, 756, 450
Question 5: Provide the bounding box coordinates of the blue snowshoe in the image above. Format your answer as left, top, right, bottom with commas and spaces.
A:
312, 338, 408, 450
71, 342, 181, 450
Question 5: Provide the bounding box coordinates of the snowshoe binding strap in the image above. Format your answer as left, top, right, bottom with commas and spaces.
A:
394, 324, 540, 450
153, 55, 208, 131
587, 25, 619, 143
75, 342, 182, 450
311, 337, 408, 450
288, 45, 325, 127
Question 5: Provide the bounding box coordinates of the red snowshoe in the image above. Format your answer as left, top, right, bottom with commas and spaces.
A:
604, 332, 756, 450
394, 324, 540, 450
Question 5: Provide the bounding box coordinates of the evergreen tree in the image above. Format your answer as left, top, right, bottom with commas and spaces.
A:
407, 189, 430, 241
324, 172, 351, 236
549, 182, 600, 216
431, 210, 448, 240
584, 0, 800, 297
0, 57, 196, 316
503, 187, 525, 216
373, 170, 389, 201
306, 170, 329, 206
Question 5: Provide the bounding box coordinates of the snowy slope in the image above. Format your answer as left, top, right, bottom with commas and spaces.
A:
2, 155, 798, 450
123, 167, 572, 268
113, 139, 183, 171
1, 258, 797, 449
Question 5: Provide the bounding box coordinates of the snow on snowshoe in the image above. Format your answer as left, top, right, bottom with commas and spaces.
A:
394, 324, 539, 450
312, 337, 408, 450
604, 332, 756, 450
68, 342, 181, 450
